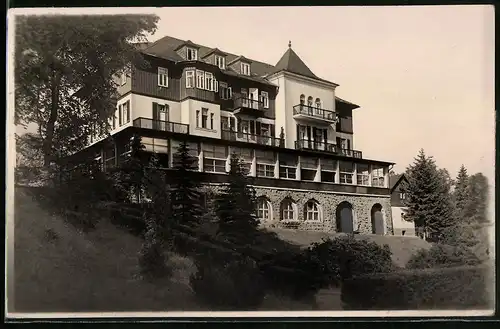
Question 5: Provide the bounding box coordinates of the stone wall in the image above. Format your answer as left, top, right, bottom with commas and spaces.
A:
204, 184, 394, 235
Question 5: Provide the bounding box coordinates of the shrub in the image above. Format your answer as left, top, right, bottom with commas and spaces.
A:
406, 244, 481, 269
259, 235, 395, 302
138, 224, 171, 280
341, 265, 491, 310
190, 256, 266, 310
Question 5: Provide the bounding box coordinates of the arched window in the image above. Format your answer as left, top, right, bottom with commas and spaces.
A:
315, 98, 321, 108
280, 198, 296, 221
300, 94, 305, 105
307, 96, 313, 107
304, 200, 321, 221
257, 197, 272, 222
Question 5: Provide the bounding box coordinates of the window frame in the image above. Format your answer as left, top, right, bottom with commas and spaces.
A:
187, 47, 198, 61
215, 55, 225, 69
158, 67, 169, 87
339, 161, 354, 185
356, 164, 370, 186
305, 201, 321, 221
260, 91, 269, 109
186, 70, 195, 88
241, 62, 251, 76
281, 199, 296, 221
203, 144, 227, 174
257, 198, 271, 222
196, 70, 205, 89
372, 166, 385, 187
201, 108, 209, 129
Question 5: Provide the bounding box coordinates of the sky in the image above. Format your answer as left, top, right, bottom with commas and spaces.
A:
12, 6, 495, 210
145, 5, 494, 187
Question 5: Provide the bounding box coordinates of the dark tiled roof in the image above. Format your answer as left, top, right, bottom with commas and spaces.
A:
174, 39, 201, 51
141, 35, 349, 99
201, 47, 228, 58
389, 174, 406, 191
227, 55, 252, 65
267, 47, 318, 79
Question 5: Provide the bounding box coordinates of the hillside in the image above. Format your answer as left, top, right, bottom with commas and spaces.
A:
12, 187, 199, 313
11, 187, 431, 313
271, 228, 432, 267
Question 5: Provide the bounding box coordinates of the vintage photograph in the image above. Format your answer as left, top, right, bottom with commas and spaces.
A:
7, 5, 495, 317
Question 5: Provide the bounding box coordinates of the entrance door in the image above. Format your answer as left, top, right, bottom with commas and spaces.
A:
336, 202, 354, 233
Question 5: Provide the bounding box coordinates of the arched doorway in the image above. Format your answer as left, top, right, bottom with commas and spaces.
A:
336, 202, 354, 233
371, 203, 385, 235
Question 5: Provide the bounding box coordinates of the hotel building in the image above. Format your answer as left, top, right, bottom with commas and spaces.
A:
71, 36, 395, 234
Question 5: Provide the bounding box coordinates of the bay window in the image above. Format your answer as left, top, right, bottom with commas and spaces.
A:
372, 166, 385, 187
203, 144, 227, 173
279, 153, 297, 179
301, 157, 318, 181
357, 164, 370, 186
256, 150, 275, 178
339, 161, 354, 184
321, 158, 337, 183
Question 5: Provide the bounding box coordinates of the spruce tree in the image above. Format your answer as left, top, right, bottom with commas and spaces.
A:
400, 149, 454, 241
170, 140, 205, 254
453, 165, 469, 222
215, 153, 259, 247
466, 173, 489, 224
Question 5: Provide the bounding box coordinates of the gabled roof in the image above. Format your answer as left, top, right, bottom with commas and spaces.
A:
174, 39, 201, 51
227, 55, 252, 65
335, 96, 360, 110
201, 47, 228, 58
389, 174, 407, 192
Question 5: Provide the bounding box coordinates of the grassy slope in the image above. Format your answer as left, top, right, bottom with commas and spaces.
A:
270, 228, 432, 268
13, 187, 200, 313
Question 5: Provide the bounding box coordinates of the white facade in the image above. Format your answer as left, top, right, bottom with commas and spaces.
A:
391, 206, 416, 236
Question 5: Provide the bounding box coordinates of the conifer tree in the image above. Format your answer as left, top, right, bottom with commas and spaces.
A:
465, 173, 489, 224
170, 140, 205, 254
400, 149, 454, 241
215, 153, 259, 247
453, 165, 469, 222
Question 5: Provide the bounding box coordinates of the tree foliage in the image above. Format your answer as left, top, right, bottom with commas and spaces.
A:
453, 165, 469, 223
465, 173, 489, 224
215, 154, 259, 246
400, 149, 454, 241
170, 140, 205, 254
15, 14, 159, 165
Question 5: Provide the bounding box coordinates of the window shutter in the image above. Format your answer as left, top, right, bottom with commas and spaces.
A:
118, 105, 122, 126
347, 139, 351, 150
152, 102, 158, 121
126, 101, 130, 122
256, 122, 261, 135
165, 104, 170, 121
215, 80, 219, 92
228, 87, 232, 99
230, 117, 235, 130
270, 124, 275, 137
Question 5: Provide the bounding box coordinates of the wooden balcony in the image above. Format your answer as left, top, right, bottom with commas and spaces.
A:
133, 118, 189, 134
293, 104, 337, 124
222, 129, 283, 147
295, 139, 362, 158
232, 97, 266, 116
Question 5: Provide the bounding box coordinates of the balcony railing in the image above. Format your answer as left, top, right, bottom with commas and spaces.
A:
222, 129, 283, 147
295, 139, 337, 153
133, 118, 189, 134
295, 139, 363, 158
233, 97, 265, 112
293, 104, 337, 122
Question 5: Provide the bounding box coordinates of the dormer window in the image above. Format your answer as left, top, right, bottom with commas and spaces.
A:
241, 63, 251, 76
215, 55, 225, 69
187, 47, 198, 61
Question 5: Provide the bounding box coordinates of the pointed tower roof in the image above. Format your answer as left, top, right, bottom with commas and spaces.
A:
267, 41, 318, 80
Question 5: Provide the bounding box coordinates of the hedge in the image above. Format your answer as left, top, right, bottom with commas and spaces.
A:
341, 264, 492, 310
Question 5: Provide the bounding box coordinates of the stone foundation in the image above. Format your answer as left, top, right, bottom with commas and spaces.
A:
204, 184, 394, 235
